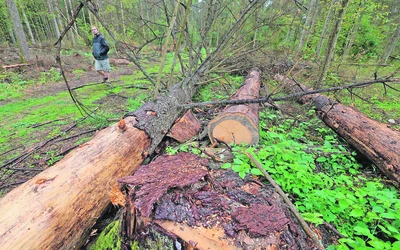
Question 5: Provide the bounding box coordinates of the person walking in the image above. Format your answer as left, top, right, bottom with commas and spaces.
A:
91, 26, 111, 83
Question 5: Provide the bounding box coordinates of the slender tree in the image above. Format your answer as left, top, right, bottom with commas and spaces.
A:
317, 0, 350, 87
381, 21, 400, 63
6, 0, 31, 61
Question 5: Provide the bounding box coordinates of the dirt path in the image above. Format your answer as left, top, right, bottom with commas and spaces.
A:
0, 47, 142, 194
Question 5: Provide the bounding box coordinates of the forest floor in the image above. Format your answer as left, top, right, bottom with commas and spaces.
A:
0, 45, 144, 194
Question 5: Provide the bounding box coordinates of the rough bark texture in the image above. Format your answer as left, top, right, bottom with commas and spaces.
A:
167, 110, 201, 143
275, 74, 400, 184
208, 70, 260, 145
120, 152, 316, 249
0, 117, 150, 249
126, 72, 203, 153
0, 67, 205, 248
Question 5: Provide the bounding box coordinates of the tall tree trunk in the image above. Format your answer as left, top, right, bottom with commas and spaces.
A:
382, 21, 400, 64
6, 0, 31, 62
7, 24, 16, 44
120, 0, 126, 35
63, 0, 76, 45
53, 0, 66, 41
297, 0, 318, 54
343, 3, 365, 59
316, 0, 336, 60
22, 7, 35, 45
47, 0, 61, 38
316, 0, 350, 87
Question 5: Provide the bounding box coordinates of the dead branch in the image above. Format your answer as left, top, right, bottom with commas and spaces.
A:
246, 152, 326, 250
2, 63, 30, 69
182, 78, 400, 108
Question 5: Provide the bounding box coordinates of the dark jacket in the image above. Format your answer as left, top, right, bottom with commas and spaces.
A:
92, 34, 109, 60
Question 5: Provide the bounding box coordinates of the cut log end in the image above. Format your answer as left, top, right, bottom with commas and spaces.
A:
208, 113, 259, 145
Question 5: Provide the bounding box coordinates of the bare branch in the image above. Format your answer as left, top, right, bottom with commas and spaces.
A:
182, 78, 400, 108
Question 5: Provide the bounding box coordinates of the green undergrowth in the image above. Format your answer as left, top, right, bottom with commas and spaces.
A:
338, 85, 399, 129
88, 221, 121, 250
222, 109, 400, 250
193, 74, 244, 102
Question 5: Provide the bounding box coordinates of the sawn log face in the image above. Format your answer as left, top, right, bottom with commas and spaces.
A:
208, 70, 261, 145
0, 117, 150, 249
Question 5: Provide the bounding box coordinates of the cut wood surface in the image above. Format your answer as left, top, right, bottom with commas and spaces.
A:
0, 117, 150, 249
118, 152, 315, 249
167, 110, 201, 143
208, 70, 261, 145
274, 74, 400, 184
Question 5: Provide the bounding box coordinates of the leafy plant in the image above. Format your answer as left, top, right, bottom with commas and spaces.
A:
222, 109, 400, 249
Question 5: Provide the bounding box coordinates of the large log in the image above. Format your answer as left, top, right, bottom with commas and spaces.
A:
0, 117, 149, 249
274, 74, 400, 184
208, 70, 261, 145
0, 67, 205, 248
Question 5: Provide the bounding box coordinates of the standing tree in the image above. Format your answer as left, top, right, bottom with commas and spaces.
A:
316, 0, 350, 87
381, 20, 400, 64
6, 0, 31, 62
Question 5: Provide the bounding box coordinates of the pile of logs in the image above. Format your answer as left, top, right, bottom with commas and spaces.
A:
0, 70, 398, 249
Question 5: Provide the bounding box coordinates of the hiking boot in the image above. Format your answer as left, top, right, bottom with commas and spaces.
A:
102, 77, 108, 83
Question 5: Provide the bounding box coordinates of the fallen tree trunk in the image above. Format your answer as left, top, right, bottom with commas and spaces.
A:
208, 70, 261, 145
0, 67, 205, 249
274, 74, 400, 184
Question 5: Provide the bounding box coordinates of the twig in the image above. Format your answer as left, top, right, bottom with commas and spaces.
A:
0, 181, 27, 190
71, 82, 106, 90
246, 152, 326, 250
324, 222, 346, 239
6, 167, 43, 172
28, 118, 67, 128
53, 129, 98, 143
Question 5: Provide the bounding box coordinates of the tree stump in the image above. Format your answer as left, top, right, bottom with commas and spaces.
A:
208, 70, 261, 145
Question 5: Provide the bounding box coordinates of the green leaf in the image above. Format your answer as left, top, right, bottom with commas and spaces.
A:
368, 238, 390, 249
354, 222, 373, 239
392, 241, 400, 248
316, 156, 327, 162
301, 212, 324, 225
250, 168, 263, 176
238, 171, 246, 179
232, 164, 242, 172
349, 207, 364, 217
221, 163, 231, 169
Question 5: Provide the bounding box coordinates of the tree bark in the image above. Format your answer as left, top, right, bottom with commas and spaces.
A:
274, 74, 400, 185
316, 0, 336, 60
0, 61, 206, 248
316, 0, 349, 87
0, 117, 150, 249
297, 0, 318, 54
208, 70, 260, 145
6, 0, 31, 61
382, 21, 400, 64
